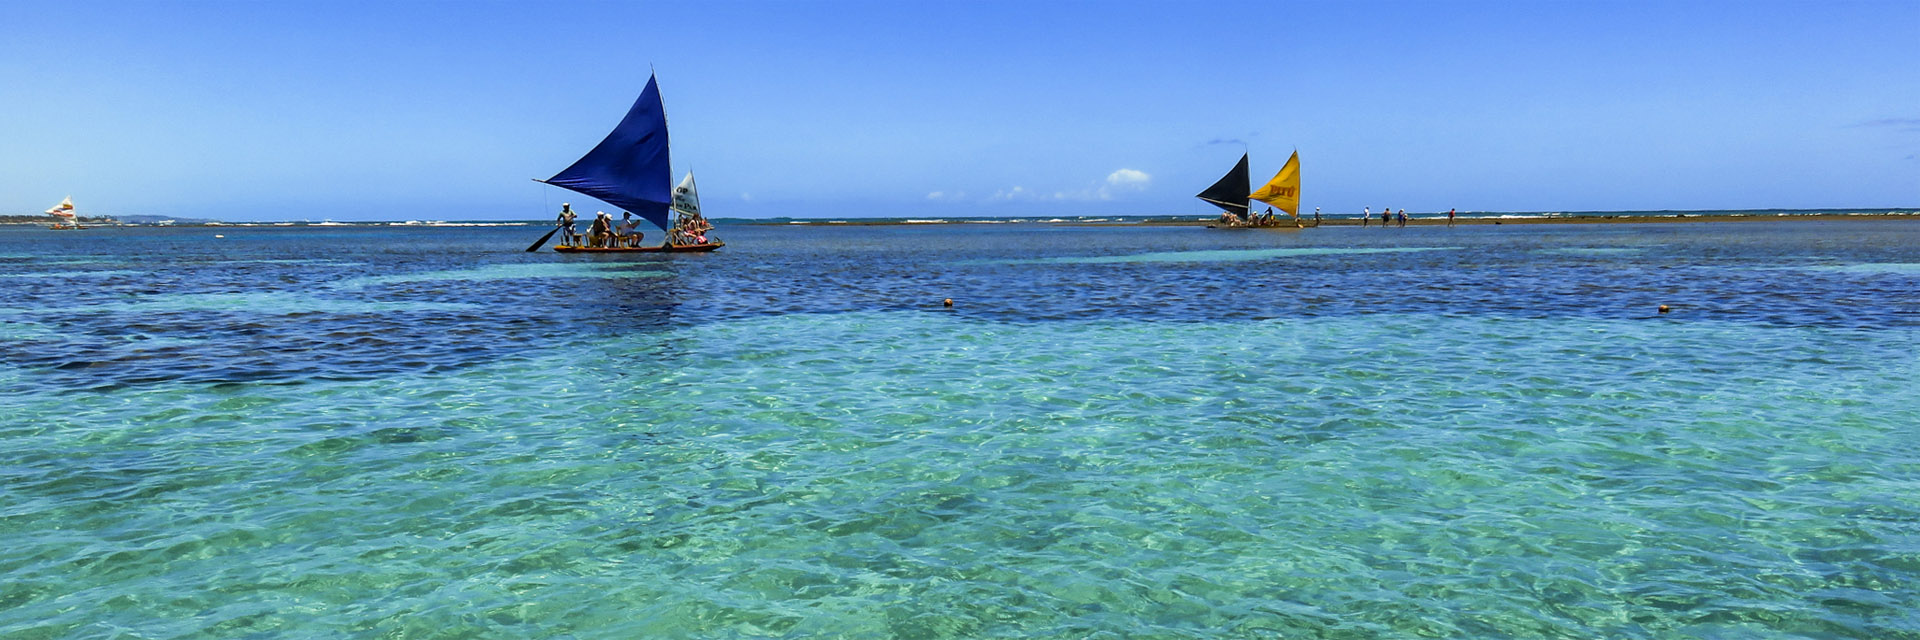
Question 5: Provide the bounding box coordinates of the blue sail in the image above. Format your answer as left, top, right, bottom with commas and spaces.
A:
543, 75, 673, 231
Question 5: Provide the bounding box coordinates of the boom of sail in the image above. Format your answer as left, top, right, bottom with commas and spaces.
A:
540, 75, 673, 232
1196, 153, 1251, 217
1248, 151, 1300, 219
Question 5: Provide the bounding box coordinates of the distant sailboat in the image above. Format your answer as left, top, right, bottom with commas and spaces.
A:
1196, 154, 1251, 223
45, 197, 83, 230
1198, 152, 1303, 228
534, 73, 722, 253
1249, 151, 1302, 226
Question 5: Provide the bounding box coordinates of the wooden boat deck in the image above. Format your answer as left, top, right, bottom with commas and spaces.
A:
553, 241, 723, 253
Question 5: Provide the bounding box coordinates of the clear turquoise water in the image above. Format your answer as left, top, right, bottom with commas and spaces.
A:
2, 221, 1918, 638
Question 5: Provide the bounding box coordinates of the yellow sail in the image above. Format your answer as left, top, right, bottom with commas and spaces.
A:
1248, 151, 1300, 218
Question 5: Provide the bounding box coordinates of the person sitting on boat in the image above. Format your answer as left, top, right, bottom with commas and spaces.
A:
588, 210, 613, 247
616, 212, 643, 247
674, 215, 710, 245
689, 216, 712, 242
556, 203, 578, 246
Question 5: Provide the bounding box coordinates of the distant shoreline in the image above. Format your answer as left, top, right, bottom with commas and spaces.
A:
1282, 212, 1920, 227
2, 211, 1912, 228
756, 212, 1920, 227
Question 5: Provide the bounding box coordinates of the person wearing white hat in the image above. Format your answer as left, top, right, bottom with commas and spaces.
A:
590, 210, 613, 247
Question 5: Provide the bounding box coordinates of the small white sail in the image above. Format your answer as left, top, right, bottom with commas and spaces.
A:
45, 196, 75, 218
672, 172, 701, 218
669, 172, 716, 245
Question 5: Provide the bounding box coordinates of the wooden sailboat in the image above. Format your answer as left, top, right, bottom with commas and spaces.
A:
1249, 151, 1303, 227
46, 197, 85, 230
1199, 152, 1303, 228
1197, 154, 1251, 227
535, 73, 723, 253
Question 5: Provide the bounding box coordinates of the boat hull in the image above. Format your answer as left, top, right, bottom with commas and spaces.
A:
553, 242, 723, 253
1206, 224, 1304, 230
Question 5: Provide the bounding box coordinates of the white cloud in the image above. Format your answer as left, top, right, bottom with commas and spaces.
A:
990, 186, 1028, 201
927, 191, 945, 200
740, 192, 753, 201
987, 169, 1152, 203
1105, 168, 1150, 188
1095, 168, 1151, 200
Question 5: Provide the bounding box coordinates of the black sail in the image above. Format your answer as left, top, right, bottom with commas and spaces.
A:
1196, 153, 1251, 216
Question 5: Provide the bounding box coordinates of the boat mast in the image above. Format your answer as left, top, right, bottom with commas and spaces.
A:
654, 65, 681, 241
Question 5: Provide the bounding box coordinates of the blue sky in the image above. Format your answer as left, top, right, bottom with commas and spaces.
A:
3, 0, 1915, 221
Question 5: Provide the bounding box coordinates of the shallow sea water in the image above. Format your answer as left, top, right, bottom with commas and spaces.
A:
2, 221, 1918, 638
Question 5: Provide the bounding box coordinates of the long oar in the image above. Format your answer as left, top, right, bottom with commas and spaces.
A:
525, 227, 559, 252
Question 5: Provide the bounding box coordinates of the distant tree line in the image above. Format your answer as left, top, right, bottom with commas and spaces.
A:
0, 215, 117, 224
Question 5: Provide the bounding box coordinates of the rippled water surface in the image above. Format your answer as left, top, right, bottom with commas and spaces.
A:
3, 221, 1918, 638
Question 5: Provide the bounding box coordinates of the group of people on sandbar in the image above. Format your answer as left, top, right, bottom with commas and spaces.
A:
1218, 206, 1302, 228
1359, 207, 1460, 227
553, 203, 647, 248
1361, 207, 1409, 228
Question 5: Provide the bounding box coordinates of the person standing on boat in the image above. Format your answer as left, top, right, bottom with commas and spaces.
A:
556, 203, 578, 247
